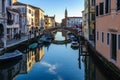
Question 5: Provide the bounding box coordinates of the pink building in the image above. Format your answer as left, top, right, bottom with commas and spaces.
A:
96, 0, 120, 69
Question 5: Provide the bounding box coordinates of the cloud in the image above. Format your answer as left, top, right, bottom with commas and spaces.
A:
41, 61, 57, 74
41, 61, 64, 80
53, 76, 63, 80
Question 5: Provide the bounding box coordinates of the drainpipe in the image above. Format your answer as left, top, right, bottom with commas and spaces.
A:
94, 0, 96, 48
88, 0, 90, 41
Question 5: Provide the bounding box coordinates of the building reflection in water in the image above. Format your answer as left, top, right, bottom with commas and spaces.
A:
20, 46, 44, 73
83, 55, 108, 80
0, 60, 22, 80
0, 46, 44, 80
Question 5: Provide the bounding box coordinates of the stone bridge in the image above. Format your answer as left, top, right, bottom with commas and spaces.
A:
44, 27, 79, 36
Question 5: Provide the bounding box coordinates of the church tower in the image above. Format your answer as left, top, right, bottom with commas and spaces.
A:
65, 8, 68, 27
65, 8, 67, 19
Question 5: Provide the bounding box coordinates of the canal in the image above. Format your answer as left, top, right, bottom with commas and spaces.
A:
0, 31, 109, 80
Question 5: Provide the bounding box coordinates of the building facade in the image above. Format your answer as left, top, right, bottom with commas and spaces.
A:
44, 15, 55, 29
12, 0, 17, 4
82, 10, 85, 36
0, 0, 8, 48
6, 7, 19, 41
66, 17, 82, 28
13, 2, 36, 34
84, 0, 95, 41
0, 0, 20, 48
30, 6, 44, 29
96, 0, 120, 69
13, 2, 44, 34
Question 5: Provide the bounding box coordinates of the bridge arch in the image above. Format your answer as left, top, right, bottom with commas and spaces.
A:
43, 27, 80, 44
44, 27, 79, 36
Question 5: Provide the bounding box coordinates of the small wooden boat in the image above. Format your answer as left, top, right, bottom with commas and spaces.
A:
0, 50, 23, 64
29, 43, 38, 49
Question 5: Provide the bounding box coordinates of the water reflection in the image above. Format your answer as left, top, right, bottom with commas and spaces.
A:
0, 46, 44, 80
83, 55, 109, 80
0, 31, 111, 80
55, 30, 68, 41
20, 47, 44, 73
0, 60, 21, 80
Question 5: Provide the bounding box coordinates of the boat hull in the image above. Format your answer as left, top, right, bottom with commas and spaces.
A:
0, 55, 22, 64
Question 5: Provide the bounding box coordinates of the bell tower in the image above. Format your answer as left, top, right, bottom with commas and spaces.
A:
65, 8, 68, 27
65, 8, 67, 19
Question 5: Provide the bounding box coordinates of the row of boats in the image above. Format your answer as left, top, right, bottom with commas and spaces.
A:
0, 33, 54, 64
0, 50, 23, 64
68, 33, 79, 49
0, 33, 79, 64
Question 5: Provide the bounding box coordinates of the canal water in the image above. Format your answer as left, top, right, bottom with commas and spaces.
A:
0, 31, 109, 80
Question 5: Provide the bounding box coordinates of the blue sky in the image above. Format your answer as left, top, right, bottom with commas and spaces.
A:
18, 0, 84, 23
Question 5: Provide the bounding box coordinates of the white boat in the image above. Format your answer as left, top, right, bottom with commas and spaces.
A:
0, 50, 23, 64
71, 41, 79, 48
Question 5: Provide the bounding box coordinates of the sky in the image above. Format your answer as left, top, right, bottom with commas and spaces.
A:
18, 0, 84, 23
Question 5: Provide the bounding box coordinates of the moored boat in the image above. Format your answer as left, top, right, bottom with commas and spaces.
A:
0, 50, 23, 64
71, 41, 79, 48
29, 43, 38, 50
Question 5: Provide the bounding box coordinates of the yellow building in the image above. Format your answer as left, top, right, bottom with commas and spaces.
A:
84, 0, 95, 41
29, 5, 44, 29
12, 0, 17, 4
44, 15, 55, 29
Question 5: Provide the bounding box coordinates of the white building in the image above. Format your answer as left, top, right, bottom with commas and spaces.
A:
0, 0, 20, 48
67, 17, 82, 28
13, 2, 27, 34
0, 0, 7, 48
6, 7, 19, 41
13, 2, 35, 34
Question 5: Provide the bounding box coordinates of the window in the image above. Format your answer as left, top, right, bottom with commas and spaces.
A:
9, 0, 12, 6
22, 8, 24, 12
117, 0, 120, 11
96, 5, 99, 16
91, 0, 95, 6
91, 13, 95, 21
97, 31, 99, 40
29, 9, 31, 14
107, 33, 110, 45
105, 0, 110, 13
2, 0, 5, 13
102, 32, 104, 43
100, 2, 104, 15
118, 35, 120, 49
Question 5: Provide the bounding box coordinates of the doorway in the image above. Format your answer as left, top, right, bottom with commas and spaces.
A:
111, 34, 117, 61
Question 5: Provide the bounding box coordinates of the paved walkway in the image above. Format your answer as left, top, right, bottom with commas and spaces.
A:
0, 35, 29, 51
0, 32, 43, 51
6, 35, 28, 48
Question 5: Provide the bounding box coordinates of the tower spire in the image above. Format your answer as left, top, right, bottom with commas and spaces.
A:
65, 8, 67, 19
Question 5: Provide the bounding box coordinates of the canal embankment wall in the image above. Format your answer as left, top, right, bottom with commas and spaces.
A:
81, 36, 120, 80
